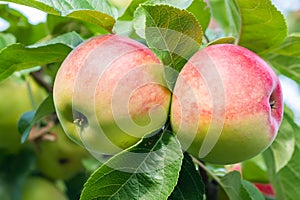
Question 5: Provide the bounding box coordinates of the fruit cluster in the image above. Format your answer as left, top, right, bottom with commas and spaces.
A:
53, 34, 283, 165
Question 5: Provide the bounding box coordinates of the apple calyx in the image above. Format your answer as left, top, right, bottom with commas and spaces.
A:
73, 111, 88, 128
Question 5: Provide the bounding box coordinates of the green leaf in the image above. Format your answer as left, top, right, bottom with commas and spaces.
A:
0, 4, 29, 27
132, 1, 194, 38
18, 95, 55, 143
0, 32, 83, 82
80, 131, 183, 200
220, 171, 264, 200
0, 4, 48, 45
46, 14, 107, 38
242, 155, 270, 183
32, 95, 55, 123
31, 31, 84, 49
236, 0, 287, 54
263, 34, 300, 85
0, 33, 16, 50
0, 43, 69, 81
143, 0, 193, 8
208, 36, 235, 46
0, 0, 57, 14
263, 112, 300, 200
67, 10, 115, 32
268, 112, 295, 172
209, 0, 231, 34
241, 181, 265, 200
2, 0, 117, 32
168, 153, 204, 200
210, 0, 287, 54
142, 5, 202, 71
121, 0, 194, 22
17, 111, 35, 142
187, 0, 211, 33
209, 0, 240, 37
119, 0, 148, 20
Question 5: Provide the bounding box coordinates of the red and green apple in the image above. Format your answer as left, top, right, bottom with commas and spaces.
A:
170, 44, 283, 164
53, 34, 171, 155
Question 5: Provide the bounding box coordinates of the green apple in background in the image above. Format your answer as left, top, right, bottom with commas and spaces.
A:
22, 176, 68, 200
171, 44, 283, 165
53, 34, 171, 155
0, 77, 46, 153
35, 124, 91, 180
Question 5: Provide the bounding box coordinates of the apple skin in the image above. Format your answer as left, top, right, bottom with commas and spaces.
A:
53, 34, 171, 155
254, 183, 275, 199
35, 124, 90, 180
171, 44, 283, 164
22, 176, 68, 200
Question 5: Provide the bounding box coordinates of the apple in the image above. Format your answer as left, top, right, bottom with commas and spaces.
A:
22, 176, 68, 200
53, 34, 171, 156
171, 44, 283, 164
0, 77, 46, 153
254, 183, 275, 199
35, 124, 90, 180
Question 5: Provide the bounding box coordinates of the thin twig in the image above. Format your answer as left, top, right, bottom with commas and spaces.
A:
30, 70, 53, 93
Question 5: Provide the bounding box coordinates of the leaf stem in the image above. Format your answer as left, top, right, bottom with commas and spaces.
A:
26, 79, 36, 109
193, 157, 221, 183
